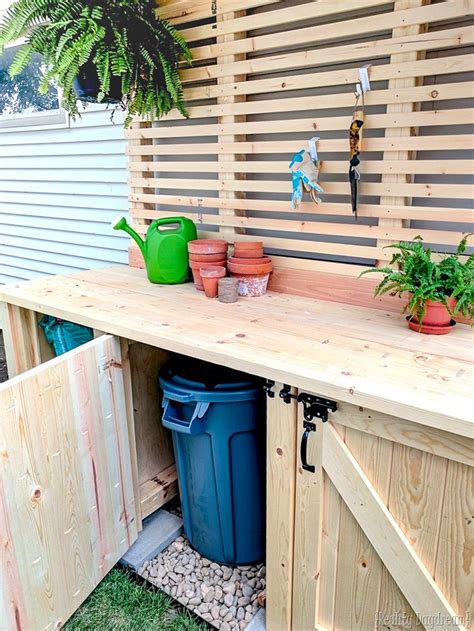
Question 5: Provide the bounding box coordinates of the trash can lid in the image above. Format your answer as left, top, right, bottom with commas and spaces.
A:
161, 355, 262, 393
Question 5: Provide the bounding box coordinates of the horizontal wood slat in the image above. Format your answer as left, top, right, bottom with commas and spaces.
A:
128, 159, 473, 176
128, 108, 473, 139
135, 0, 474, 282
178, 26, 473, 83
187, 1, 473, 62
130, 196, 474, 223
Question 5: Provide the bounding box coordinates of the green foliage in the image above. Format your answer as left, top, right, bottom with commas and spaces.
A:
360, 235, 474, 322
64, 568, 207, 631
0, 0, 192, 126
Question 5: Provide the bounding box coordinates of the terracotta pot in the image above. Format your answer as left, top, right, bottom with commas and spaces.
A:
231, 273, 270, 297
233, 248, 263, 259
227, 260, 272, 275
228, 256, 271, 266
407, 317, 456, 335
188, 239, 228, 255
234, 241, 263, 252
189, 252, 228, 263
200, 265, 227, 298
190, 259, 227, 291
410, 296, 456, 329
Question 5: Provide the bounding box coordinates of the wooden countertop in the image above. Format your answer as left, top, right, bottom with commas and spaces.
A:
1, 266, 473, 437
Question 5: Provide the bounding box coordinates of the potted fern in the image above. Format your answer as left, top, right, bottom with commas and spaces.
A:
0, 0, 191, 126
361, 235, 473, 334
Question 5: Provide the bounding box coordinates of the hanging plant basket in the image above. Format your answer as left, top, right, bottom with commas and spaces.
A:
0, 0, 192, 126
73, 62, 123, 104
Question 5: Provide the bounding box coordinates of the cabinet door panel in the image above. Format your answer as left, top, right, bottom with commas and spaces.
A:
292, 398, 472, 631
0, 335, 137, 630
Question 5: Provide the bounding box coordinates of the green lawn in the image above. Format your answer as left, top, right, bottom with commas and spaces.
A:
64, 568, 209, 631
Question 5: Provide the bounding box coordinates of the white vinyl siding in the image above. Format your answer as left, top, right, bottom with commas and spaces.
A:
0, 105, 129, 284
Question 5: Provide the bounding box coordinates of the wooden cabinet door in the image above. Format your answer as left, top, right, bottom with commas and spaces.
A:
0, 335, 138, 630
291, 397, 472, 631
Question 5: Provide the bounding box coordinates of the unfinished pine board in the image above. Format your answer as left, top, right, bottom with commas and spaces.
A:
134, 0, 473, 289
0, 335, 137, 630
266, 384, 298, 630
216, 9, 247, 242
4, 304, 42, 377
1, 266, 472, 435
317, 423, 468, 630
378, 0, 426, 259
127, 342, 177, 518
291, 400, 324, 631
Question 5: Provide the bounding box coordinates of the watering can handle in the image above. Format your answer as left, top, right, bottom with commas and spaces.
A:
155, 217, 186, 231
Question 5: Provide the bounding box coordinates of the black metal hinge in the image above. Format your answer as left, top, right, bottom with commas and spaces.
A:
263, 379, 275, 398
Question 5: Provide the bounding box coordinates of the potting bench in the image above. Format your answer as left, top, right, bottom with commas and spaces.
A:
1, 266, 472, 630
2, 0, 474, 628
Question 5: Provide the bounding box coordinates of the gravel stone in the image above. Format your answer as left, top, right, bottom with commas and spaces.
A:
203, 587, 215, 603
242, 585, 253, 598
223, 582, 236, 595
238, 596, 251, 606
139, 529, 265, 630
222, 567, 233, 581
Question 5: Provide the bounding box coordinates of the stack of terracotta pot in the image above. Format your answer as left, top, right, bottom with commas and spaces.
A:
227, 241, 272, 297
188, 239, 228, 296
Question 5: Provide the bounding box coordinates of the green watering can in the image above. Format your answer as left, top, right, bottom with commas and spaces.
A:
112, 216, 197, 284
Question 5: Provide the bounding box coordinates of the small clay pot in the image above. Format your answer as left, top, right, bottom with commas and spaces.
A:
232, 273, 270, 297
190, 259, 227, 291
189, 252, 228, 263
218, 277, 239, 303
410, 297, 456, 328
233, 248, 263, 259
227, 259, 272, 275
234, 241, 263, 252
228, 256, 271, 266
234, 242, 264, 259
188, 239, 228, 255
200, 265, 227, 298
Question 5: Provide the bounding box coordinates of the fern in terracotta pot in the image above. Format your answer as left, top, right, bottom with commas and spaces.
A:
0, 0, 191, 126
360, 235, 473, 333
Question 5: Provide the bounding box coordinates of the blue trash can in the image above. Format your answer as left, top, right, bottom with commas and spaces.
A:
160, 357, 265, 565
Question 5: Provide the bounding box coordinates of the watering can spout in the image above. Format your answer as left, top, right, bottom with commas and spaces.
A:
111, 216, 145, 258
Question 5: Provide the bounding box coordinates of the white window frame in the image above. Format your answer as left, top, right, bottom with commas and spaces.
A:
0, 38, 69, 132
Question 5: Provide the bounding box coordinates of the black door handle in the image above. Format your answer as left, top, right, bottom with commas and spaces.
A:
300, 421, 316, 473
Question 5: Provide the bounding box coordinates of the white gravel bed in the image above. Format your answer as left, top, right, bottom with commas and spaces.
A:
139, 535, 266, 630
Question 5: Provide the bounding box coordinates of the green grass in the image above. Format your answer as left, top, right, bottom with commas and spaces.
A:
64, 568, 209, 631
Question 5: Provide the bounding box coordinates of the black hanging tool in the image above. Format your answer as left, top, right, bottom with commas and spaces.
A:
349, 91, 364, 220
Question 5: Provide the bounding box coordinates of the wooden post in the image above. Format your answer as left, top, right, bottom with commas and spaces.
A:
3, 304, 43, 377
128, 121, 154, 268
292, 396, 325, 630
266, 384, 298, 630
217, 5, 247, 244
377, 0, 429, 262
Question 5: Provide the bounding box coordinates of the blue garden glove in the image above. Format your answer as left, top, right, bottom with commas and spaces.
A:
289, 149, 324, 208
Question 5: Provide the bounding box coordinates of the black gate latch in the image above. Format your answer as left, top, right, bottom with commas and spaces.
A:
279, 384, 337, 422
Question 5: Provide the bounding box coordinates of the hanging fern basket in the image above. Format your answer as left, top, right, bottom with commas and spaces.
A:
0, 0, 192, 127
73, 62, 123, 104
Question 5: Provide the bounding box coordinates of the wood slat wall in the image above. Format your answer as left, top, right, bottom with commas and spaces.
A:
127, 0, 474, 304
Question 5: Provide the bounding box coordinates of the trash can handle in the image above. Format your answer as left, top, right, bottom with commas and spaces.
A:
162, 398, 209, 435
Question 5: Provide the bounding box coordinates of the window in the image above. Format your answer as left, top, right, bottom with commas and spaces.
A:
0, 43, 68, 130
